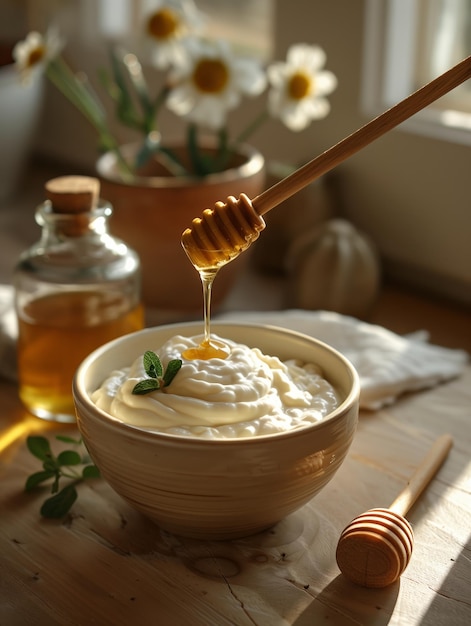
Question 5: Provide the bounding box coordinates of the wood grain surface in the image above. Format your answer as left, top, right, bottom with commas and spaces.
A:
1, 363, 470, 625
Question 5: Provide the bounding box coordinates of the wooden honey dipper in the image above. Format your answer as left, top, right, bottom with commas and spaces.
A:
181, 55, 471, 269
335, 433, 453, 588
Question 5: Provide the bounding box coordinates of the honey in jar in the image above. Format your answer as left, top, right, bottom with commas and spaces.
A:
14, 176, 144, 422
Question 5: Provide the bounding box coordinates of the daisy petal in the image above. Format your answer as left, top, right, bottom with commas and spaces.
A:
315, 71, 338, 96
267, 42, 337, 131
287, 44, 326, 71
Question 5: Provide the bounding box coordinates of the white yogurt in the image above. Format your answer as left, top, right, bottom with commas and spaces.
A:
92, 334, 340, 439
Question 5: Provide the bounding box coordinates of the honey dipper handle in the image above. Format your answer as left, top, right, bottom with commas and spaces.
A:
251, 56, 471, 216
389, 434, 453, 517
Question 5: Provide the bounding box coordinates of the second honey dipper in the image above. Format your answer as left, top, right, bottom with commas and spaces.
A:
336, 434, 453, 588
182, 55, 471, 268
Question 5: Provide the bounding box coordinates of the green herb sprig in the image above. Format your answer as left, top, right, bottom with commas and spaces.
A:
132, 351, 182, 395
25, 435, 100, 518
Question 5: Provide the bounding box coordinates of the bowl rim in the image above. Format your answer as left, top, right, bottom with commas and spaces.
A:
73, 321, 360, 446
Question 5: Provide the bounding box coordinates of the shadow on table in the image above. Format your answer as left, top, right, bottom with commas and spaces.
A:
419, 533, 471, 626
294, 573, 400, 626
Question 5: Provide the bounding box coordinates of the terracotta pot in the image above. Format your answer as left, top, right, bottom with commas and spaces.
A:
96, 143, 265, 313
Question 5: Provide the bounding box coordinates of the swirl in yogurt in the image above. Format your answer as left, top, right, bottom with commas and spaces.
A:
92, 333, 340, 439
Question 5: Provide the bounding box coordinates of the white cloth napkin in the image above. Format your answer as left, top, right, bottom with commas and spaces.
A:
216, 309, 469, 410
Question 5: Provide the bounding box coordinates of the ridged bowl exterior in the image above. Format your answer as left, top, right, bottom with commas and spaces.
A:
73, 322, 360, 540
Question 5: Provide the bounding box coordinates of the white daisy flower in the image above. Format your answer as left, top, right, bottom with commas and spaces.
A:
166, 38, 267, 130
13, 29, 63, 82
267, 43, 337, 131
143, 0, 203, 69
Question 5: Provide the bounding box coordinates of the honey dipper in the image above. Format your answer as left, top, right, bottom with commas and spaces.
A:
335, 433, 453, 589
182, 56, 471, 269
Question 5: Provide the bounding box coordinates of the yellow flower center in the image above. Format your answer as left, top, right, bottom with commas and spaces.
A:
288, 71, 313, 100
192, 58, 229, 94
147, 8, 180, 41
27, 45, 45, 68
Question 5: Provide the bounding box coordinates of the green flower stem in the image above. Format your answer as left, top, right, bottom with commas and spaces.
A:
187, 123, 211, 176
109, 47, 151, 134
154, 147, 190, 176
46, 58, 134, 180
47, 59, 108, 137
43, 49, 272, 180
231, 108, 270, 149
213, 127, 230, 171
185, 125, 232, 176
149, 84, 171, 130
125, 59, 171, 136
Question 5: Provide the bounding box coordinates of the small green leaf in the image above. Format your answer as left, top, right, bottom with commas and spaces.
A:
57, 450, 82, 466
25, 470, 56, 492
163, 359, 182, 387
27, 436, 51, 461
143, 350, 162, 379
56, 435, 82, 445
25, 435, 103, 518
132, 378, 160, 395
82, 465, 101, 479
40, 485, 78, 519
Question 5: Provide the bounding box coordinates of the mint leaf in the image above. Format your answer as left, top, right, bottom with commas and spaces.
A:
27, 436, 51, 461
57, 450, 82, 466
40, 485, 78, 519
82, 465, 101, 479
56, 435, 82, 445
25, 470, 56, 492
25, 436, 100, 519
132, 378, 160, 395
132, 351, 182, 394
143, 350, 162, 379
163, 359, 182, 387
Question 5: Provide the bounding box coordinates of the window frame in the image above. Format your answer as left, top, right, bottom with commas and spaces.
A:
361, 0, 471, 146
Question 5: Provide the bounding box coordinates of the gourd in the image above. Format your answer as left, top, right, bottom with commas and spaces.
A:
285, 218, 381, 318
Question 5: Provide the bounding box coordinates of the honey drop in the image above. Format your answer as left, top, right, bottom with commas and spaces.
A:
182, 339, 231, 361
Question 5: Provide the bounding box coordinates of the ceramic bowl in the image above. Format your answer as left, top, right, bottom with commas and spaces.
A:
73, 322, 360, 540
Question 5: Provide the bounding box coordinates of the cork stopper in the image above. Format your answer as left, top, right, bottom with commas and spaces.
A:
45, 176, 100, 214
44, 176, 101, 237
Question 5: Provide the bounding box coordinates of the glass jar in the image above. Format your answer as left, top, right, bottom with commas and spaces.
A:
14, 176, 144, 422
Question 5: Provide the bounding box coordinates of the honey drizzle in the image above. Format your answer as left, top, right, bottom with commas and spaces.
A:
181, 194, 266, 361
182, 267, 230, 360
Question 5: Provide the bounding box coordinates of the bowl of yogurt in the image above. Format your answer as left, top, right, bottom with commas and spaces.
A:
73, 321, 360, 539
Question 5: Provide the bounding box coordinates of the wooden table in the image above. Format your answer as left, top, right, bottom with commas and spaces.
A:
1, 346, 470, 625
